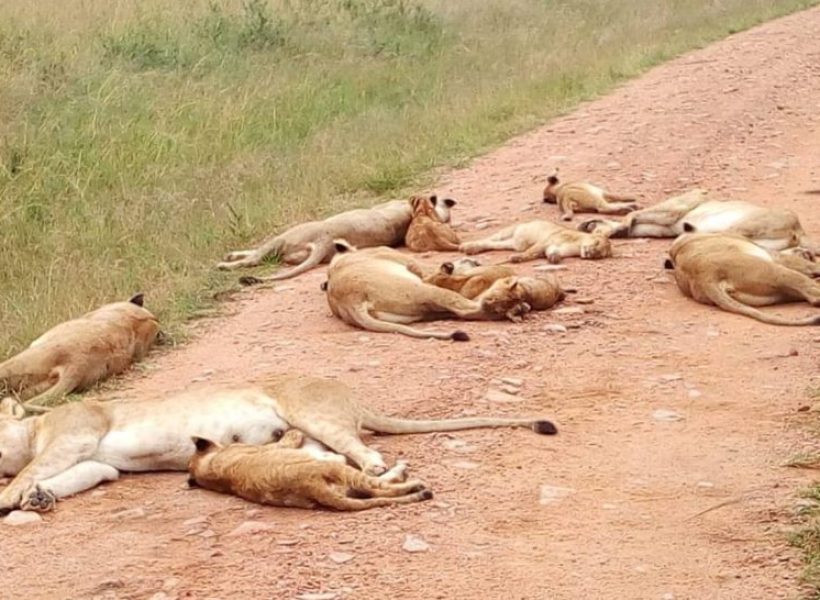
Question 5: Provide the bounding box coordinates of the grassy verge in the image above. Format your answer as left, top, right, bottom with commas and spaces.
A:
790, 387, 820, 597
1, 0, 818, 355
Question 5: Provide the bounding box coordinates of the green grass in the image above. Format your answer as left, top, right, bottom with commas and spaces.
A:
1, 0, 818, 355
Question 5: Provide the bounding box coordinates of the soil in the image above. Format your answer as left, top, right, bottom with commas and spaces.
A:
5, 7, 820, 600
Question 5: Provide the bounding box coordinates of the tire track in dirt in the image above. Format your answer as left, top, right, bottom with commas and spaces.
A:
5, 7, 820, 600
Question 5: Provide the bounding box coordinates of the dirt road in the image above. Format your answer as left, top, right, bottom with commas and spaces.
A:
6, 7, 820, 600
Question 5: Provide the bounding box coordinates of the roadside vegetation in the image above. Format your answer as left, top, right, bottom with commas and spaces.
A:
1, 0, 817, 354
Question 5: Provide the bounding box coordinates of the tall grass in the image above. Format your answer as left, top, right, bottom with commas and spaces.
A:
0, 0, 817, 355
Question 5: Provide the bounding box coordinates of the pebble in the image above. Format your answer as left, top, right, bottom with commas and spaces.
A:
552, 307, 584, 315
499, 384, 520, 395
533, 264, 567, 271
226, 521, 276, 537
3, 510, 42, 526
442, 438, 476, 453
538, 485, 575, 505
328, 551, 355, 564
658, 373, 682, 383
402, 534, 430, 553
484, 389, 520, 403
183, 516, 208, 527
296, 593, 338, 600
543, 324, 568, 334
501, 377, 523, 387
696, 481, 714, 489
687, 389, 702, 399
447, 460, 480, 470
110, 507, 147, 520
652, 409, 685, 422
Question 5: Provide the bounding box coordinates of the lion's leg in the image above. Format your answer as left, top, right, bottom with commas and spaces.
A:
774, 269, 820, 305
509, 243, 547, 263
222, 250, 254, 262
23, 367, 83, 408
558, 198, 575, 222
459, 226, 517, 255
775, 253, 820, 278
22, 461, 120, 512
598, 201, 639, 215
0, 436, 101, 513
545, 243, 577, 264
216, 237, 282, 270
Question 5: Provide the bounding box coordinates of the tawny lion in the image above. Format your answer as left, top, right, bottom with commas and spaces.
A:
188, 430, 433, 511
405, 195, 461, 252
664, 233, 820, 326
0, 294, 159, 409
217, 196, 455, 283
542, 169, 639, 221
0, 375, 556, 513
323, 243, 531, 340
460, 220, 612, 264
579, 189, 817, 254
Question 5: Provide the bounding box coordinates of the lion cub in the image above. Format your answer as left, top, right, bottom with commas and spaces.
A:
478, 274, 567, 322
0, 294, 159, 409
543, 169, 639, 221
460, 220, 612, 264
665, 233, 820, 326
188, 430, 433, 511
405, 195, 461, 252
423, 259, 516, 299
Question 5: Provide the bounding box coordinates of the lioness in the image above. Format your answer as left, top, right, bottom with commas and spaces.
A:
217, 196, 454, 282
324, 243, 530, 340
664, 233, 820, 326
0, 294, 159, 409
460, 220, 612, 263
579, 189, 816, 253
542, 169, 639, 221
188, 430, 433, 511
0, 375, 556, 513
405, 195, 461, 252
423, 259, 516, 299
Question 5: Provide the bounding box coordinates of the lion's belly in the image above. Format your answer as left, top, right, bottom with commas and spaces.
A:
94, 403, 288, 472
681, 202, 754, 233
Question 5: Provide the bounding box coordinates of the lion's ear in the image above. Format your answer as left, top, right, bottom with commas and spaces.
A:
192, 437, 216, 453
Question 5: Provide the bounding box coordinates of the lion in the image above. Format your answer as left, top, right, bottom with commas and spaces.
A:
542, 168, 639, 221
323, 243, 531, 340
477, 274, 567, 322
664, 233, 820, 326
578, 189, 817, 253
405, 195, 461, 252
459, 220, 612, 263
0, 294, 159, 409
217, 196, 455, 283
422, 259, 516, 299
0, 375, 557, 513
188, 430, 433, 511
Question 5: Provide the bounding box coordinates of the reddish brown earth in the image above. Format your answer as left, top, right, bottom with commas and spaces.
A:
6, 7, 820, 600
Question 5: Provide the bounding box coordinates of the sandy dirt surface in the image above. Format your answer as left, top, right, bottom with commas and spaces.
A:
5, 7, 820, 600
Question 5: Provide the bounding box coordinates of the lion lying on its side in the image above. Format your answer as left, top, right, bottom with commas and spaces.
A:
218, 196, 455, 282
0, 294, 159, 409
188, 430, 433, 511
665, 233, 820, 326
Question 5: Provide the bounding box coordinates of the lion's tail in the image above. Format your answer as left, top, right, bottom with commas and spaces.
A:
706, 281, 820, 326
